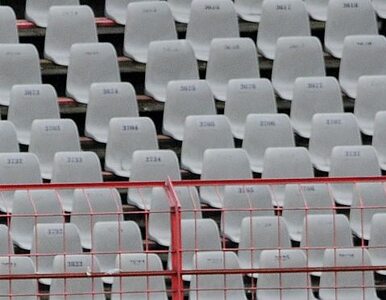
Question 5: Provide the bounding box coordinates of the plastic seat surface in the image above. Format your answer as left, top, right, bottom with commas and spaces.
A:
0, 6, 18, 43
372, 111, 386, 170
0, 121, 19, 153
305, 0, 329, 21
234, 0, 263, 22
368, 213, 386, 275
167, 0, 193, 23
105, 0, 154, 25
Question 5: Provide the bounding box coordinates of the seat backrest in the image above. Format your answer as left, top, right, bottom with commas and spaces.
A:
234, 0, 263, 22
44, 5, 97, 65
0, 6, 18, 43
0, 121, 19, 153
8, 84, 60, 145
163, 79, 216, 141
85, 82, 138, 143
0, 224, 13, 255
167, 0, 193, 23
304, 0, 329, 21
105, 0, 154, 25
368, 213, 386, 275
373, 0, 386, 18
105, 117, 159, 178
372, 111, 386, 170
257, 0, 310, 59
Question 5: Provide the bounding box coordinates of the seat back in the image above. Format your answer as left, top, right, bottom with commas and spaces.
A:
0, 6, 18, 43
0, 121, 19, 153
105, 0, 154, 25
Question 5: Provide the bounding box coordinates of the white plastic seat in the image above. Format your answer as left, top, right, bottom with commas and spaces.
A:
339, 35, 386, 98
149, 186, 202, 247
51, 151, 103, 212
309, 113, 362, 172
44, 5, 98, 66
350, 182, 386, 240
325, 0, 378, 58
10, 189, 63, 251
127, 149, 181, 210
282, 184, 335, 242
0, 121, 19, 152
373, 0, 386, 18
319, 248, 379, 300
234, 0, 263, 22
105, 117, 159, 178
186, 0, 239, 61
368, 213, 386, 275
167, 0, 192, 23
0, 224, 14, 255
181, 115, 234, 175
291, 76, 344, 139
25, 0, 80, 28
92, 221, 143, 284
373, 111, 386, 170
0, 152, 42, 213
50, 254, 105, 299
272, 36, 325, 100
0, 256, 37, 300
262, 147, 314, 206
85, 82, 139, 143
28, 119, 81, 180
257, 0, 310, 60
106, 0, 154, 25
163, 80, 216, 141
124, 1, 177, 63
238, 216, 291, 277
257, 249, 317, 300
222, 185, 274, 243
31, 223, 82, 285
8, 84, 60, 145
354, 75, 386, 136
224, 78, 277, 140
206, 38, 259, 101
242, 113, 295, 173
111, 253, 168, 300
329, 145, 381, 206
66, 42, 121, 104
0, 6, 18, 43
305, 0, 329, 21
0, 44, 41, 106
300, 214, 354, 276
189, 251, 247, 300
200, 148, 253, 208
145, 40, 199, 102
70, 188, 123, 249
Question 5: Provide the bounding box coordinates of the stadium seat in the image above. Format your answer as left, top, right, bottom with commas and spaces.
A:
234, 0, 263, 22
372, 111, 386, 170
50, 254, 105, 299
262, 147, 314, 206
0, 6, 18, 43
28, 119, 81, 180
51, 151, 103, 212
10, 189, 63, 251
282, 184, 335, 242
242, 113, 295, 173
105, 117, 159, 178
85, 82, 139, 143
290, 76, 344, 139
44, 5, 98, 66
0, 224, 13, 255
319, 248, 379, 300
205, 37, 259, 101
238, 216, 291, 277
66, 42, 121, 104
167, 0, 192, 23
200, 148, 253, 208
272, 36, 325, 100
0, 152, 42, 213
0, 44, 41, 106
92, 221, 143, 284
354, 75, 386, 136
300, 214, 354, 276
25, 0, 80, 28
257, 0, 310, 60
339, 35, 386, 98
70, 188, 123, 249
0, 121, 19, 153
257, 249, 317, 300
145, 40, 199, 102
124, 1, 177, 63
368, 213, 386, 275
304, 0, 329, 21
190, 251, 247, 300
222, 185, 274, 243
106, 0, 154, 25
350, 182, 386, 240
373, 0, 386, 18
329, 145, 381, 206
181, 115, 234, 175
127, 149, 181, 210
8, 84, 60, 145
308, 113, 362, 172
163, 80, 216, 141
224, 78, 277, 140
149, 186, 202, 247
111, 253, 168, 300
186, 0, 239, 61
31, 223, 82, 285
325, 0, 378, 58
